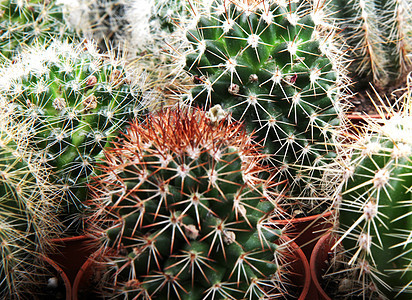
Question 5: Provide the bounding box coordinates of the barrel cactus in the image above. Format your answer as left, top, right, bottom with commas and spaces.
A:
0, 0, 75, 61
86, 108, 291, 299
182, 0, 345, 202
0, 118, 61, 298
336, 83, 412, 299
0, 39, 145, 225
324, 0, 412, 87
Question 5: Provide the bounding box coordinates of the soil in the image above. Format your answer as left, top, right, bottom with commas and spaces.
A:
318, 247, 382, 300
347, 79, 407, 116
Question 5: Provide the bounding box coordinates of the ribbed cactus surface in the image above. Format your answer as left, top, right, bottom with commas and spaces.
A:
87, 109, 286, 299
338, 89, 412, 298
183, 0, 342, 200
0, 0, 74, 60
0, 40, 144, 217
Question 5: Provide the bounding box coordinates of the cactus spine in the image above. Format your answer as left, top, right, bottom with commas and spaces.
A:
181, 0, 345, 203
0, 40, 144, 224
86, 108, 289, 299
337, 81, 412, 299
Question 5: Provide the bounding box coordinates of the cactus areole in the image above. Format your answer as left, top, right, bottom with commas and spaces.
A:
339, 115, 412, 299
184, 0, 341, 198
88, 109, 288, 299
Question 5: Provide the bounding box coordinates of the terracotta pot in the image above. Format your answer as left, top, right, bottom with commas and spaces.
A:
72, 250, 105, 300
276, 235, 311, 299
271, 210, 335, 258
48, 235, 96, 286
73, 237, 311, 300
346, 114, 383, 121
42, 255, 72, 300
309, 232, 338, 300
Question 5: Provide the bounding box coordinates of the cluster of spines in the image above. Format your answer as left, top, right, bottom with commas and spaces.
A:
0, 39, 144, 223
336, 83, 412, 299
0, 0, 75, 61
86, 108, 290, 299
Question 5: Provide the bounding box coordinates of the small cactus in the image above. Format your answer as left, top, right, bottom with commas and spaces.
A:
0, 0, 76, 61
86, 108, 290, 299
181, 0, 346, 202
0, 118, 61, 298
0, 39, 145, 225
336, 80, 412, 299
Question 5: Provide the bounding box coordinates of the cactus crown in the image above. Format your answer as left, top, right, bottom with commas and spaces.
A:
337, 82, 412, 299
87, 108, 287, 299
181, 0, 344, 203
0, 39, 144, 217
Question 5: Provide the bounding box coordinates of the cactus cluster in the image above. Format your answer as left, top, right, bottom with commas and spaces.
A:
86, 108, 289, 299
181, 0, 345, 203
324, 0, 412, 86
336, 83, 412, 299
0, 0, 75, 61
0, 39, 144, 222
0, 116, 61, 298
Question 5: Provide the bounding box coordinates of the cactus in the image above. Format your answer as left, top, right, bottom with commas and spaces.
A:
0, 117, 62, 298
62, 0, 191, 108
63, 0, 129, 52
0, 0, 76, 61
181, 0, 345, 202
0, 39, 145, 226
86, 108, 290, 299
323, 0, 412, 87
336, 81, 412, 299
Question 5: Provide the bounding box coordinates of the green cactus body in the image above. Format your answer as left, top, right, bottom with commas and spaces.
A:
87, 109, 286, 299
183, 0, 342, 200
0, 40, 144, 220
0, 120, 61, 298
326, 0, 412, 86
0, 0, 75, 61
338, 110, 412, 298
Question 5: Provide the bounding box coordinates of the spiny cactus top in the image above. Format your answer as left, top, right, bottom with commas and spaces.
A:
86, 108, 289, 299
325, 0, 412, 86
182, 0, 344, 200
0, 118, 62, 298
0, 0, 75, 61
337, 85, 412, 299
0, 40, 144, 217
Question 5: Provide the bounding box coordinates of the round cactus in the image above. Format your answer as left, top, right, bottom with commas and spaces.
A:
0, 39, 145, 223
0, 118, 61, 298
337, 85, 412, 299
0, 0, 76, 61
181, 0, 345, 201
86, 108, 289, 299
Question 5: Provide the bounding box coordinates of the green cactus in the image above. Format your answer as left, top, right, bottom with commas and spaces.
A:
324, 0, 412, 87
337, 84, 412, 299
0, 118, 62, 298
86, 108, 289, 299
0, 39, 145, 227
182, 0, 344, 202
0, 0, 76, 61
